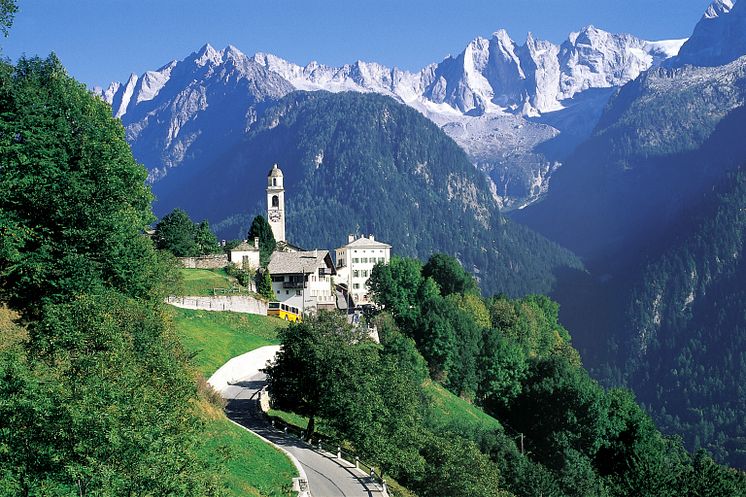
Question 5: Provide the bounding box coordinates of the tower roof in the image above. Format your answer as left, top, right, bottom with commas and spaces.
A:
268, 163, 284, 178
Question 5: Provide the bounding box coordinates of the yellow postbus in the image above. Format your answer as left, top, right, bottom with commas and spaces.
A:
267, 302, 302, 322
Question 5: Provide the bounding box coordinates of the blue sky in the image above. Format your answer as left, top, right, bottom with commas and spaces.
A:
3, 0, 712, 88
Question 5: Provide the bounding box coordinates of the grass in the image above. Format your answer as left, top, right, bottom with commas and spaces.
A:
195, 397, 296, 497
176, 307, 297, 497
178, 268, 246, 296
172, 307, 288, 377
423, 380, 502, 432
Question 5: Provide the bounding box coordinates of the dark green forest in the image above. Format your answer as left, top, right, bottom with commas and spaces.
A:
617, 169, 746, 467
265, 253, 746, 497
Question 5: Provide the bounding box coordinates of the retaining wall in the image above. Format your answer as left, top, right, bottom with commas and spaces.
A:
178, 254, 229, 269
166, 295, 267, 315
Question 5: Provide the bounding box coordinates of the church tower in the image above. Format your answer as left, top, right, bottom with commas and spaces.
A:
267, 163, 286, 242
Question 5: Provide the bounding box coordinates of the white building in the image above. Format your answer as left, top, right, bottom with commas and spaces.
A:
268, 250, 337, 313
229, 237, 260, 270
335, 234, 392, 306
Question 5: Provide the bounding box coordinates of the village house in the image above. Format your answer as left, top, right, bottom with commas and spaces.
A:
229, 237, 260, 270
264, 163, 391, 313
335, 234, 392, 306
268, 250, 337, 313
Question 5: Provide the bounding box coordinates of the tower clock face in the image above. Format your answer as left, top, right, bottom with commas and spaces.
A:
269, 209, 281, 222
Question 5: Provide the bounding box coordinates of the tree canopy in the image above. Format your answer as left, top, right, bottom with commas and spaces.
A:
0, 55, 220, 495
248, 215, 276, 267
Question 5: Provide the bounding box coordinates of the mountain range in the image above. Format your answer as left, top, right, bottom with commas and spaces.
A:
97, 0, 746, 468
99, 26, 685, 208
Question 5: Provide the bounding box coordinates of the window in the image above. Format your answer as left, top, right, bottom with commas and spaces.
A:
353, 270, 360, 278
285, 290, 289, 295
379, 257, 385, 263
296, 290, 301, 296
272, 195, 279, 207
361, 257, 368, 263
352, 258, 359, 264
273, 178, 277, 186
353, 283, 360, 289
276, 290, 280, 294
272, 276, 284, 282
361, 270, 369, 277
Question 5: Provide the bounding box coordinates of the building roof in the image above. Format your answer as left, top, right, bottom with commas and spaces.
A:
231, 241, 259, 252
339, 235, 392, 250
268, 163, 283, 178
268, 250, 335, 274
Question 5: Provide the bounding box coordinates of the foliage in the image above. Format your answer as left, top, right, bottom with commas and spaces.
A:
154, 208, 201, 257
154, 208, 221, 257
195, 219, 222, 255
0, 293, 222, 496
248, 215, 276, 268
224, 263, 253, 288
593, 169, 746, 468
422, 253, 479, 297
0, 56, 164, 317
0, 0, 16, 37
366, 253, 745, 496
409, 433, 510, 497
257, 269, 274, 300
266, 312, 428, 477
0, 56, 222, 495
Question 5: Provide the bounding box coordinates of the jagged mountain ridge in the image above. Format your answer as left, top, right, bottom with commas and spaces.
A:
99, 26, 684, 208
670, 0, 746, 68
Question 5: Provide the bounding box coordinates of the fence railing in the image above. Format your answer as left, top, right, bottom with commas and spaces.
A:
259, 390, 389, 496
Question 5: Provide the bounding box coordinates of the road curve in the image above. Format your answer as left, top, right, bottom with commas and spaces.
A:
210, 346, 384, 497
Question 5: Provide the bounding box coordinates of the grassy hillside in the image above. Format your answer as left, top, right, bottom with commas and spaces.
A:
173, 304, 295, 497
172, 307, 286, 377
201, 414, 296, 497
424, 381, 502, 432
178, 268, 248, 296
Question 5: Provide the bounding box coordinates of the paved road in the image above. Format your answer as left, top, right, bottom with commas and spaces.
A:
214, 347, 383, 497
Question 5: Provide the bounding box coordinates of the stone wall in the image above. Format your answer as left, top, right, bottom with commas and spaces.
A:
166, 295, 268, 315
178, 254, 229, 269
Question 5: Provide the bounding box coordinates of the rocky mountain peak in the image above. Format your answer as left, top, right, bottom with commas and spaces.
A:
704, 0, 734, 19
670, 0, 746, 67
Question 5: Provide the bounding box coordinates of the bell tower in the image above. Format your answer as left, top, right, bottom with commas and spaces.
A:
267, 163, 286, 242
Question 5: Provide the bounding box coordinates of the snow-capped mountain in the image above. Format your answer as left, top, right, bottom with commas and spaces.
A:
100, 27, 684, 208
670, 0, 746, 68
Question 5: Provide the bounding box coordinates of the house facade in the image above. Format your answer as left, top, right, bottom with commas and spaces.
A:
229, 237, 260, 270
268, 250, 337, 313
334, 234, 392, 306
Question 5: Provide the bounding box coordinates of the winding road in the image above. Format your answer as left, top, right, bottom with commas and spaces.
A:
210, 346, 385, 497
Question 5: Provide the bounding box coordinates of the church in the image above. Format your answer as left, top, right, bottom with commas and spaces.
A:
263, 163, 392, 314
264, 164, 337, 313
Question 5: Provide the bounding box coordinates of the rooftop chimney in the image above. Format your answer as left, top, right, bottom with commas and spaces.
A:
254, 237, 259, 249
314, 249, 318, 257
370, 234, 375, 241
348, 234, 355, 243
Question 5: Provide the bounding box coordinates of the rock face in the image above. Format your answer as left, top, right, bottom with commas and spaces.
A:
670, 0, 746, 68
99, 29, 684, 207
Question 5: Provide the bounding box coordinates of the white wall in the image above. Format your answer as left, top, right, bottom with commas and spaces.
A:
229, 250, 260, 270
